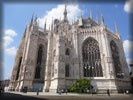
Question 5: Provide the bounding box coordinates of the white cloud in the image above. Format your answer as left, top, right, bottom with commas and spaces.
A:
3, 29, 18, 56
123, 40, 133, 57
126, 58, 133, 64
124, 0, 133, 13
3, 36, 14, 47
126, 58, 133, 72
5, 46, 17, 56
38, 4, 82, 29
5, 29, 17, 37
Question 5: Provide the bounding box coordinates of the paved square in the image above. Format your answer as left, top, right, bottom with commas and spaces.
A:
1, 92, 133, 100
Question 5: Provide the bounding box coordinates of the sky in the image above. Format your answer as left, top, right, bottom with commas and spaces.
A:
2, 0, 133, 79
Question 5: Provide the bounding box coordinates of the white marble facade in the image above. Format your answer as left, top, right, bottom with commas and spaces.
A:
8, 5, 132, 93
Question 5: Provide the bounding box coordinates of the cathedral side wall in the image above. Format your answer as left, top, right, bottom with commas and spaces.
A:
16, 26, 48, 91
9, 35, 25, 91
18, 30, 39, 91
106, 32, 132, 90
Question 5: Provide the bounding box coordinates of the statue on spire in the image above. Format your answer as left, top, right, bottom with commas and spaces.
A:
78, 11, 83, 26
44, 19, 47, 31
90, 9, 93, 20
101, 12, 104, 25
34, 16, 38, 26
64, 4, 68, 21
29, 14, 34, 30
115, 22, 121, 39
96, 14, 99, 24
51, 17, 53, 31
115, 23, 119, 34
23, 25, 27, 38
80, 11, 82, 18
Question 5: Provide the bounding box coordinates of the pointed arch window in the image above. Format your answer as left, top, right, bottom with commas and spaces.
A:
52, 64, 54, 77
65, 48, 70, 55
65, 64, 69, 77
53, 49, 56, 57
16, 57, 22, 80
82, 37, 103, 77
110, 40, 122, 78
35, 45, 43, 79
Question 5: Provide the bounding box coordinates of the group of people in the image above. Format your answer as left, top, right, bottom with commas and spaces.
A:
35, 88, 129, 96
58, 89, 68, 95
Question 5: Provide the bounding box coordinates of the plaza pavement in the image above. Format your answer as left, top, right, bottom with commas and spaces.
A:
1, 91, 133, 100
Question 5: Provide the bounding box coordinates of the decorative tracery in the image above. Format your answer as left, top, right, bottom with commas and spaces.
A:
35, 45, 43, 79
110, 40, 123, 78
82, 37, 103, 77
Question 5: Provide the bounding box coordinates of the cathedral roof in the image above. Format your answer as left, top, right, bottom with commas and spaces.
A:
73, 17, 98, 28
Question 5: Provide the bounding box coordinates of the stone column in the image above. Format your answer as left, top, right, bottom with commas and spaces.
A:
72, 29, 80, 79
101, 28, 114, 79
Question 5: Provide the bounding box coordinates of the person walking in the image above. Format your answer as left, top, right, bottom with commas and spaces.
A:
58, 89, 61, 95
107, 89, 110, 97
65, 89, 68, 95
36, 90, 39, 95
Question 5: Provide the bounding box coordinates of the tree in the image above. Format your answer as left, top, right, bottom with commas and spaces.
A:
70, 78, 93, 93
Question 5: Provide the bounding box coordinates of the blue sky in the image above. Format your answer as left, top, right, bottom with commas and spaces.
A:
2, 1, 133, 79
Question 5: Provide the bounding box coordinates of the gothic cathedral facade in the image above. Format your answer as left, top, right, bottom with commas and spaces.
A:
9, 5, 132, 93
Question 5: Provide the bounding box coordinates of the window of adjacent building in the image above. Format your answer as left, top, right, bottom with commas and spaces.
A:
65, 64, 69, 77
82, 37, 103, 77
35, 45, 43, 79
16, 57, 22, 80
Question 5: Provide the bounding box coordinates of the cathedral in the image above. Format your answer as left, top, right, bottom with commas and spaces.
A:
8, 5, 132, 93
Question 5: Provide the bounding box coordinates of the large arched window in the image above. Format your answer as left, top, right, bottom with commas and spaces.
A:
82, 37, 103, 77
65, 64, 69, 77
110, 40, 122, 78
16, 57, 22, 80
35, 45, 43, 79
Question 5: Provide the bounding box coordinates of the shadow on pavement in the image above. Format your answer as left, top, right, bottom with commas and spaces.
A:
0, 93, 48, 100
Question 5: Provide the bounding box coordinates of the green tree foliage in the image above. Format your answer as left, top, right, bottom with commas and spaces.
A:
70, 78, 93, 93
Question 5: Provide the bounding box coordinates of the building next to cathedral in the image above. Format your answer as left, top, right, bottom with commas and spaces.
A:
8, 5, 132, 93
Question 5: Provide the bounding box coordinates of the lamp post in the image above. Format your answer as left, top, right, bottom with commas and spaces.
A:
84, 66, 87, 77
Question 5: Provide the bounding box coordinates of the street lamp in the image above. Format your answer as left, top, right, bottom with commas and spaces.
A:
84, 66, 87, 77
